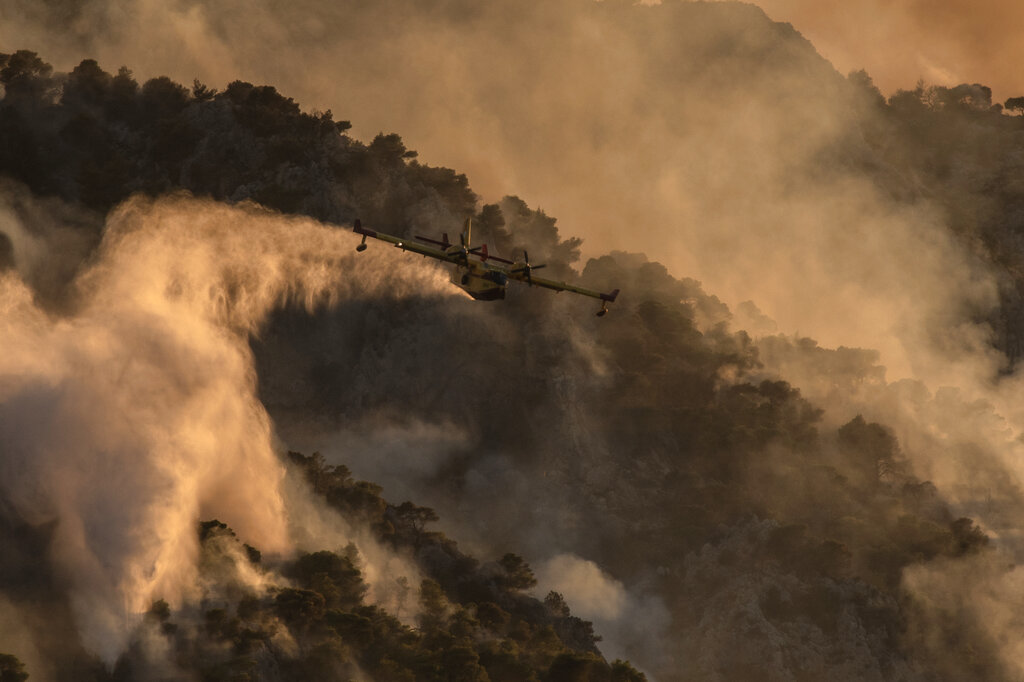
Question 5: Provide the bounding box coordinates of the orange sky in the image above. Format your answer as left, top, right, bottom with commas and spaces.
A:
752, 0, 1024, 101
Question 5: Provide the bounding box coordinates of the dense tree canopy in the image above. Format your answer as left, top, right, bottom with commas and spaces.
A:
0, 36, 1020, 681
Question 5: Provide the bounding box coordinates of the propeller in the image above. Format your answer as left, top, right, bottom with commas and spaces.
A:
457, 231, 497, 264
471, 243, 490, 262
455, 245, 470, 263
511, 250, 546, 285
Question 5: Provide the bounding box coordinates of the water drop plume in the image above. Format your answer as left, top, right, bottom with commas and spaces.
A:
0, 193, 449, 662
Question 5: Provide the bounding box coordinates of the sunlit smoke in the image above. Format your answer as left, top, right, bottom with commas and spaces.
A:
0, 597, 49, 681
747, 0, 1024, 101
280, 461, 424, 620
902, 554, 1024, 679
0, 0, 1001, 384
535, 553, 671, 673
280, 415, 472, 505
7, 1, 1024, 678
536, 553, 628, 622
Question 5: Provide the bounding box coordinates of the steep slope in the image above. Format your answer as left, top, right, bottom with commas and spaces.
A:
3, 2, 1024, 679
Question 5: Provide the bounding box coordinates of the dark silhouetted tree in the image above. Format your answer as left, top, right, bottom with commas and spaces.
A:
62, 59, 113, 110
275, 587, 327, 625
544, 591, 571, 618
1004, 96, 1024, 114
139, 76, 190, 119
191, 78, 217, 102
838, 415, 899, 487
286, 549, 367, 610
0, 654, 28, 682
0, 50, 58, 103
394, 501, 440, 550
498, 553, 537, 590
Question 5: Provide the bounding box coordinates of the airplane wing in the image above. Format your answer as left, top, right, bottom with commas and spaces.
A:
482, 257, 618, 301
493, 261, 620, 315
353, 220, 467, 265
505, 267, 620, 303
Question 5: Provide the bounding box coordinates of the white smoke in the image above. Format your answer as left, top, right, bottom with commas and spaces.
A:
0, 597, 49, 681
535, 553, 671, 677
536, 553, 629, 622
280, 416, 472, 505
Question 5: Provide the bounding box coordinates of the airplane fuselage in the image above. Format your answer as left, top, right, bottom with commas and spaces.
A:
452, 261, 507, 300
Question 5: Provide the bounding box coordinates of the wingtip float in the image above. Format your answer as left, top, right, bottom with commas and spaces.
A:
353, 218, 620, 316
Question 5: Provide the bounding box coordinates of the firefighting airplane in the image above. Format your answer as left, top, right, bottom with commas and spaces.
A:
353, 219, 620, 316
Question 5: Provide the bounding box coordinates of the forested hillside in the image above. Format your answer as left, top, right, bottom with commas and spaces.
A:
4, 2, 1024, 679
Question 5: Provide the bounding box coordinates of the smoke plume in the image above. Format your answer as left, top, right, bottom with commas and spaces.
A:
5, 1, 1024, 680
0, 0, 999, 380
751, 0, 1024, 101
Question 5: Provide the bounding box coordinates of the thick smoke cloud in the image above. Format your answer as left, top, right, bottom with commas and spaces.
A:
902, 554, 1024, 679
751, 0, 1024, 101
0, 192, 446, 665
15, 0, 1023, 101
0, 0, 1000, 380
6, 1, 1024, 680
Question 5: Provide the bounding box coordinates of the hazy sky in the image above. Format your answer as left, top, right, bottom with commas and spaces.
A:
754, 0, 1024, 102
